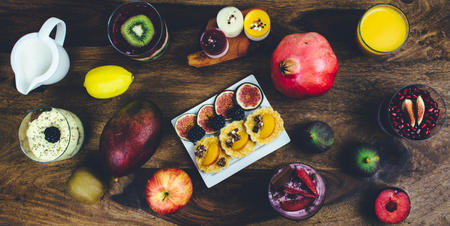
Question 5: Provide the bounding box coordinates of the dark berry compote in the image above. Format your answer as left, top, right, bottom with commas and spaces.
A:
200, 28, 229, 58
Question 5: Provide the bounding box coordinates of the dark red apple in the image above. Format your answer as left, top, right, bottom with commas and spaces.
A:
375, 188, 410, 224
145, 168, 193, 215
271, 32, 338, 100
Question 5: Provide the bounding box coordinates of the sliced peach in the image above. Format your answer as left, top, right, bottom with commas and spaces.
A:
401, 99, 415, 127
260, 114, 275, 139
416, 95, 425, 126
232, 130, 249, 151
202, 142, 220, 166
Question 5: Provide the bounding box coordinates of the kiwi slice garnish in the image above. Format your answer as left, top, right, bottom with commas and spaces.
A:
121, 14, 155, 47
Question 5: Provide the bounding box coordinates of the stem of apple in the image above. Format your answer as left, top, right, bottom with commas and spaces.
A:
162, 192, 169, 201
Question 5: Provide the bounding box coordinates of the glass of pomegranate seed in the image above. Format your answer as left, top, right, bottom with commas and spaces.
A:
377, 84, 446, 141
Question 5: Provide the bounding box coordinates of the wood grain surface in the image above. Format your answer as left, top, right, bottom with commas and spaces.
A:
1, 0, 450, 225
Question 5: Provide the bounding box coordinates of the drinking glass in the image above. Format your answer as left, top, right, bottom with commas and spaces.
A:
107, 0, 169, 61
356, 4, 409, 56
377, 84, 446, 141
18, 107, 85, 162
268, 163, 325, 220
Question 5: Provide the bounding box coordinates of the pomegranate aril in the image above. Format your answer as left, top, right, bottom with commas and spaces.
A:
429, 116, 434, 121
425, 131, 430, 135
428, 108, 434, 112
431, 123, 436, 128
421, 123, 427, 129
435, 109, 440, 113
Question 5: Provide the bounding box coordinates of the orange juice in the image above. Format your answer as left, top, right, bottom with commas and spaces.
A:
357, 4, 409, 55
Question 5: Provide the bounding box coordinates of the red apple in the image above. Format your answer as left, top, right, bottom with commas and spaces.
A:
145, 168, 193, 215
375, 188, 410, 224
271, 32, 338, 100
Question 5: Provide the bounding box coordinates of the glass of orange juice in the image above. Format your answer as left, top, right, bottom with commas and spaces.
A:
356, 4, 409, 56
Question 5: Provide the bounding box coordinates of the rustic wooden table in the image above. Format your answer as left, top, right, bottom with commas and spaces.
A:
1, 0, 449, 225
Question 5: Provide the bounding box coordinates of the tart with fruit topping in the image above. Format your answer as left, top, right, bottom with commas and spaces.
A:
219, 120, 256, 158
194, 136, 230, 173
245, 107, 284, 145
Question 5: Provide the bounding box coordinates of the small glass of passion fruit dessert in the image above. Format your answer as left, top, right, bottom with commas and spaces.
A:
268, 163, 326, 221
377, 84, 446, 141
108, 0, 169, 61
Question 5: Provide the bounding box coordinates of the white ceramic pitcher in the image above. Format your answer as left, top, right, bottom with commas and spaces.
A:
11, 17, 70, 95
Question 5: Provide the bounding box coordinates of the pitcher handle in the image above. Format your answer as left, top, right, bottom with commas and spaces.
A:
38, 17, 66, 46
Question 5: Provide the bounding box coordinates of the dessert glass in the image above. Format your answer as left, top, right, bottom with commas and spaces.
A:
107, 0, 169, 61
243, 9, 271, 41
356, 4, 409, 56
18, 107, 85, 162
200, 28, 229, 58
377, 84, 446, 141
268, 163, 326, 220
216, 6, 244, 38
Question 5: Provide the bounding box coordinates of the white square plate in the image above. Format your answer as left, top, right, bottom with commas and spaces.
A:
171, 75, 291, 188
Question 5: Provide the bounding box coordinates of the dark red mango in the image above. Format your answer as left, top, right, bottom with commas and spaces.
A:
99, 100, 163, 177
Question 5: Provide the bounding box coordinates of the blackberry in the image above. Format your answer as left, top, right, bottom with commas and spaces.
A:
187, 125, 205, 142
211, 115, 226, 131
230, 107, 245, 121
44, 126, 61, 143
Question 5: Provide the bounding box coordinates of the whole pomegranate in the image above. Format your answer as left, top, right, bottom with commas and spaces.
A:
271, 32, 338, 100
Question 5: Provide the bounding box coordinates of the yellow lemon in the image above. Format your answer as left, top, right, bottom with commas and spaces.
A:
84, 65, 133, 99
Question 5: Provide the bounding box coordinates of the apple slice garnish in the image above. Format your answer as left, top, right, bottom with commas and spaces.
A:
401, 99, 415, 127
416, 95, 425, 126
260, 114, 275, 139
202, 142, 220, 166
232, 130, 249, 151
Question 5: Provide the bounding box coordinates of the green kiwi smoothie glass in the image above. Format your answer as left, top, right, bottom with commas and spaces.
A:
108, 0, 169, 61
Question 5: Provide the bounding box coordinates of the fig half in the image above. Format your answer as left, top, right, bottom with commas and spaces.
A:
401, 99, 415, 127
197, 104, 218, 134
416, 95, 425, 126
214, 90, 236, 120
175, 113, 197, 140
235, 83, 263, 110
